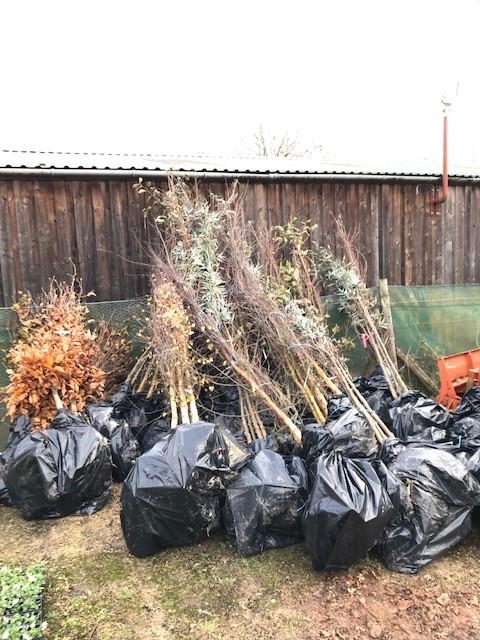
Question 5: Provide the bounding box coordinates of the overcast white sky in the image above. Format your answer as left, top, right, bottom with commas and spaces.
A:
1, 0, 479, 166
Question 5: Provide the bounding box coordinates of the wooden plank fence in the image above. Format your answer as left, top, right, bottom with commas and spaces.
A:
0, 176, 479, 306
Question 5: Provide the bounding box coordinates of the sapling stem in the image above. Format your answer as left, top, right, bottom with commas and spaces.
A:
238, 386, 253, 443
127, 349, 149, 384
244, 392, 267, 439
189, 397, 200, 423
51, 388, 63, 410
147, 365, 159, 399
169, 386, 178, 429
311, 361, 341, 395
137, 360, 153, 393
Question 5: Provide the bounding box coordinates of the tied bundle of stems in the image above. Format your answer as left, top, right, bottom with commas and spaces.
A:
142, 274, 200, 429
137, 177, 303, 443
138, 177, 393, 444
224, 207, 336, 425
269, 220, 393, 443
313, 220, 408, 399
4, 281, 105, 429
259, 218, 343, 399
154, 260, 302, 442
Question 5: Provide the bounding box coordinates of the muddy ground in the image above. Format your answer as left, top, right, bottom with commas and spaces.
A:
0, 486, 479, 640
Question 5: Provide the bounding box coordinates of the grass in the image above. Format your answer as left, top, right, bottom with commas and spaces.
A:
41, 536, 318, 640
2, 488, 480, 640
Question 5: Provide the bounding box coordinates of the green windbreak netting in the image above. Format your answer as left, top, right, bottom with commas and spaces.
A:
388, 285, 480, 381
0, 307, 17, 448
2, 286, 480, 447
0, 307, 16, 389
322, 297, 372, 376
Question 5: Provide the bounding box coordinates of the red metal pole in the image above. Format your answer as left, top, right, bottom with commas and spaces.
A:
432, 115, 448, 206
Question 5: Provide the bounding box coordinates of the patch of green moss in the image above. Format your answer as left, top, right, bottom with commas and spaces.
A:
43, 537, 321, 640
44, 553, 139, 640
134, 536, 319, 638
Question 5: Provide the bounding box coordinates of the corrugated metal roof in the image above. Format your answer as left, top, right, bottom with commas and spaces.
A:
1, 149, 479, 178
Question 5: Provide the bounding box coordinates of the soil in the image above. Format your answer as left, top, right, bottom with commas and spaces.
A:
0, 486, 479, 640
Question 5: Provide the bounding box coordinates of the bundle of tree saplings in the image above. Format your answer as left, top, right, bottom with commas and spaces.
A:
258, 220, 393, 443
223, 207, 337, 426
128, 274, 200, 429
136, 177, 302, 443
4, 281, 105, 430
137, 178, 395, 444
312, 219, 408, 399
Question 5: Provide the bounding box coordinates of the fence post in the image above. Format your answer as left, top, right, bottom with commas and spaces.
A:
378, 278, 398, 366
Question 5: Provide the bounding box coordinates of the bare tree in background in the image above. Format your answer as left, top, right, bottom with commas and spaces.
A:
245, 124, 325, 158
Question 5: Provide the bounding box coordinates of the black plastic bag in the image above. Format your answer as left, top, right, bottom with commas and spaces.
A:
379, 446, 480, 574
449, 414, 480, 451
326, 408, 378, 458
302, 452, 394, 571
454, 387, 480, 418
455, 450, 480, 482
223, 449, 308, 556
327, 395, 353, 419
365, 392, 393, 427
413, 426, 449, 443
389, 391, 452, 440
372, 457, 407, 517
0, 416, 33, 506
138, 417, 171, 453
378, 437, 406, 466
246, 437, 280, 454
3, 410, 112, 520
111, 391, 168, 441
301, 424, 335, 468
109, 420, 141, 481
209, 411, 243, 436
86, 385, 172, 478
354, 372, 394, 427
116, 402, 146, 429
354, 370, 391, 394
107, 381, 133, 407
86, 405, 116, 435
86, 404, 140, 482
198, 385, 243, 435
302, 407, 378, 465
247, 434, 302, 457
0, 476, 9, 506
2, 415, 32, 455
120, 422, 250, 558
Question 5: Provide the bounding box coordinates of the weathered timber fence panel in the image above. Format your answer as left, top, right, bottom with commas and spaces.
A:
1, 177, 479, 306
